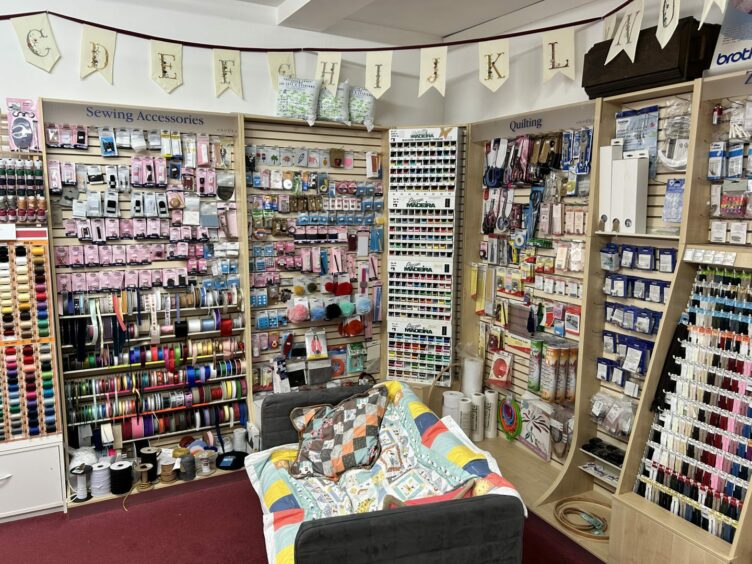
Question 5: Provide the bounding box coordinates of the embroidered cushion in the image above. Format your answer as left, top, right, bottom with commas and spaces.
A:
289, 386, 388, 480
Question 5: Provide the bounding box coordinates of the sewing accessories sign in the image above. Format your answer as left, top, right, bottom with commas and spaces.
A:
606, 0, 644, 63
12, 13, 61, 73
213, 49, 243, 98
316, 51, 342, 94
366, 50, 393, 99
150, 40, 183, 93
542, 28, 575, 81
656, 0, 680, 48
478, 39, 509, 92
80, 25, 116, 83
419, 46, 447, 97
266, 52, 296, 90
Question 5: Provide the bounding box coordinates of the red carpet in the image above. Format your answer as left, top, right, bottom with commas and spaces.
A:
0, 471, 602, 563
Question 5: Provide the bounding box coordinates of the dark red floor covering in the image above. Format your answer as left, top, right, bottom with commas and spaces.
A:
1, 470, 601, 563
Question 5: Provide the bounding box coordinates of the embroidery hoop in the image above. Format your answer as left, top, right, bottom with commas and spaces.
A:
500, 396, 522, 440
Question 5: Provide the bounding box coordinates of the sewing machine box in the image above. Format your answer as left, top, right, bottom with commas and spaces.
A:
582, 17, 719, 99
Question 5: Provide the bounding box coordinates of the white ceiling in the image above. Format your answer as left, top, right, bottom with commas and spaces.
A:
345, 0, 543, 38
229, 0, 575, 43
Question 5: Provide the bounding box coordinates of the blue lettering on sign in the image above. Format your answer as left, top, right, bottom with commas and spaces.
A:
716, 48, 752, 66
84, 106, 205, 125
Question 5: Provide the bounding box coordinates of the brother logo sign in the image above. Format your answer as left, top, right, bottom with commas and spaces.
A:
717, 48, 752, 66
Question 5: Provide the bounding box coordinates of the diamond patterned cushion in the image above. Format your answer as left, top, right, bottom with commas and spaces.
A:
289, 386, 388, 481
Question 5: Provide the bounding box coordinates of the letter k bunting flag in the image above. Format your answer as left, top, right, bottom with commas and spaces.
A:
478, 39, 509, 92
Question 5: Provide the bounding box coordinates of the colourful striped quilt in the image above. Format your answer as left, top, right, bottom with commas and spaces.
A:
245, 381, 523, 564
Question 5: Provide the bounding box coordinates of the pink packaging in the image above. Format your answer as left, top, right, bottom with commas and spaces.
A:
71, 273, 87, 293
98, 245, 113, 266
124, 270, 139, 288
85, 272, 100, 292
56, 273, 72, 293
105, 218, 120, 239
112, 245, 126, 265
69, 246, 84, 267
146, 218, 160, 238
155, 157, 167, 187
119, 219, 133, 239
54, 247, 70, 267
131, 157, 143, 187
138, 270, 152, 288
6, 98, 41, 151
133, 218, 147, 239
83, 245, 100, 266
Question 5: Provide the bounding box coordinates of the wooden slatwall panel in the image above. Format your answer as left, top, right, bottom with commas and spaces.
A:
243, 119, 386, 393
46, 123, 249, 442
475, 147, 589, 469
703, 95, 751, 245
590, 92, 689, 451
615, 94, 691, 237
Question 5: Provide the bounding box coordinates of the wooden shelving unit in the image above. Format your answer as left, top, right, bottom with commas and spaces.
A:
463, 73, 752, 562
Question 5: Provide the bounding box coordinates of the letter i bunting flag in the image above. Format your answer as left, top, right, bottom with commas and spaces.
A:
711, 1, 752, 70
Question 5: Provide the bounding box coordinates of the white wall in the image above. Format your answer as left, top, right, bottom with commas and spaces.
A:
443, 0, 721, 124
0, 0, 445, 126
0, 0, 729, 129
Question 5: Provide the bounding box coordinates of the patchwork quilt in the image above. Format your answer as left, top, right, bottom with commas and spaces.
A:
245, 382, 523, 564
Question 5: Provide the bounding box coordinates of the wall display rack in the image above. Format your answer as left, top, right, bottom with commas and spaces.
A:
4, 71, 752, 560
0, 109, 66, 521
458, 73, 752, 563
40, 100, 251, 507
243, 117, 387, 401
386, 127, 463, 387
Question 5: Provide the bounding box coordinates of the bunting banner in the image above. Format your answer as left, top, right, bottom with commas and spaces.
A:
606, 0, 644, 64
478, 39, 509, 92
213, 49, 243, 98
542, 28, 575, 82
150, 40, 183, 93
656, 0, 680, 48
0, 2, 727, 103
365, 50, 392, 99
316, 52, 342, 95
603, 12, 620, 41
418, 46, 447, 97
80, 25, 116, 83
12, 13, 60, 73
700, 0, 727, 28
267, 52, 296, 90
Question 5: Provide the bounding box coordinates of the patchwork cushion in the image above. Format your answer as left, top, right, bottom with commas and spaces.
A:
289, 386, 388, 480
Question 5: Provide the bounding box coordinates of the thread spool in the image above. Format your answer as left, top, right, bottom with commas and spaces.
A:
90, 462, 111, 497
459, 397, 473, 436
110, 461, 133, 495
232, 428, 247, 453
471, 392, 485, 442
135, 463, 153, 492
461, 357, 483, 397
70, 464, 92, 502
484, 389, 499, 439
196, 451, 217, 476
160, 462, 178, 483
138, 446, 160, 482
441, 391, 464, 425
179, 455, 196, 481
